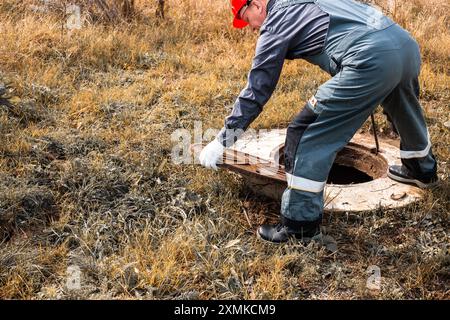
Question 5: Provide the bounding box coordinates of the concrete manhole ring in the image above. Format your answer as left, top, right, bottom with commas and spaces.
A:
219, 130, 425, 213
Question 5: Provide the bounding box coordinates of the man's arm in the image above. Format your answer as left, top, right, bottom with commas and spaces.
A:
217, 30, 290, 147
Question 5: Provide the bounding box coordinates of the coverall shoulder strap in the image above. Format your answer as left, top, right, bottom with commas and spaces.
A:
269, 0, 315, 13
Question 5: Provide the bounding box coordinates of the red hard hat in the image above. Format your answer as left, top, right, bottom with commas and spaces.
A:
231, 0, 249, 28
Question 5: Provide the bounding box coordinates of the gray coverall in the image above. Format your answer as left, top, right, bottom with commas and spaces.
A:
217, 0, 437, 227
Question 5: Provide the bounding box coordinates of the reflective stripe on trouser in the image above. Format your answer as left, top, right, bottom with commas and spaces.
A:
281, 26, 436, 223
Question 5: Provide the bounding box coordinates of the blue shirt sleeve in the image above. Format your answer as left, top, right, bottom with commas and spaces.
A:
217, 29, 289, 147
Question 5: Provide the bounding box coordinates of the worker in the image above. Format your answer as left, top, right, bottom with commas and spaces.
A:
199, 0, 438, 244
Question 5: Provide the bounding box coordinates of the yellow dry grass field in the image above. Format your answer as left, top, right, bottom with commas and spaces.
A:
0, 0, 449, 299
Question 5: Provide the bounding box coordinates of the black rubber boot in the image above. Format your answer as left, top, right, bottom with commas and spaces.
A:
388, 165, 438, 189
257, 216, 322, 244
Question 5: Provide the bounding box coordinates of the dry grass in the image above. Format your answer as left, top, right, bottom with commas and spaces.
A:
0, 0, 449, 299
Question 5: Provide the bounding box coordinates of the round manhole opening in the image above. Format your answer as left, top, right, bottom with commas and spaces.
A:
276, 142, 388, 185
327, 163, 373, 184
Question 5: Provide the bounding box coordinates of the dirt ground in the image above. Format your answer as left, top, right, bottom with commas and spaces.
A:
0, 0, 448, 299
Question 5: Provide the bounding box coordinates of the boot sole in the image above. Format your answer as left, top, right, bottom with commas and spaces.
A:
256, 230, 323, 245
387, 172, 438, 189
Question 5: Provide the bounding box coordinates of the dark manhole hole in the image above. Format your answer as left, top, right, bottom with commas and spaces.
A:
276, 142, 388, 185
327, 163, 373, 184
326, 143, 388, 185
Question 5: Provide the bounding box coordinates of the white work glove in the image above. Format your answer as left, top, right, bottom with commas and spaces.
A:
199, 139, 226, 171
